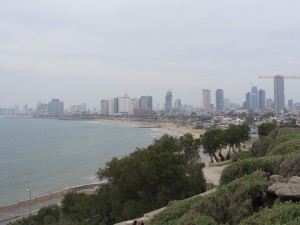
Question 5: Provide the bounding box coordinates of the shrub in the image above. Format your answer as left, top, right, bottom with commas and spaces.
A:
258, 122, 276, 138
220, 156, 281, 186
149, 195, 201, 225
240, 201, 300, 225
250, 136, 273, 157
266, 138, 300, 156
194, 171, 269, 225
266, 128, 300, 155
32, 205, 60, 225
231, 151, 254, 162
278, 152, 300, 177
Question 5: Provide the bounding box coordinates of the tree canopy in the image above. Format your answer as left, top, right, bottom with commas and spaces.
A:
200, 124, 250, 162
258, 122, 276, 138
97, 134, 205, 216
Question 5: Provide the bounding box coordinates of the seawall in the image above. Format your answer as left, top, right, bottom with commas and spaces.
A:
0, 183, 102, 212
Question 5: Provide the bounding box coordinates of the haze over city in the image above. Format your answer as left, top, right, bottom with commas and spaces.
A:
1, 0, 300, 109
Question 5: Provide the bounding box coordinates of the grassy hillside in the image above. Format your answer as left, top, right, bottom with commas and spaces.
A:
149, 127, 300, 225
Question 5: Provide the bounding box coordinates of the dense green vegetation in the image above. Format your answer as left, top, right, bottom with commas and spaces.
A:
9, 134, 205, 225
149, 127, 300, 225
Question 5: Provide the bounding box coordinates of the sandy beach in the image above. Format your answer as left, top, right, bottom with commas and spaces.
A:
96, 118, 206, 138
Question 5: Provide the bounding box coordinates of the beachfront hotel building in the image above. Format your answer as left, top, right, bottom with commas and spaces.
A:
139, 96, 153, 116
101, 100, 110, 116
48, 99, 64, 117
215, 89, 224, 112
71, 103, 87, 115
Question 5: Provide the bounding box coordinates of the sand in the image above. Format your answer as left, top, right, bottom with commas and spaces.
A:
96, 118, 206, 137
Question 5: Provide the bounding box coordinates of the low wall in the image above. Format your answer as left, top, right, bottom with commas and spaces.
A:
0, 183, 102, 212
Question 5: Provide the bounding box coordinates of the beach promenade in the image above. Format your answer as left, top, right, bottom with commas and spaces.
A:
0, 183, 101, 225
0, 197, 62, 225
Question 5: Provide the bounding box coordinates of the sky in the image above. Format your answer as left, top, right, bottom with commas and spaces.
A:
1, 0, 300, 109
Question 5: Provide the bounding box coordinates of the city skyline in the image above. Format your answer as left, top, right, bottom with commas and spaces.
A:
1, 1, 300, 108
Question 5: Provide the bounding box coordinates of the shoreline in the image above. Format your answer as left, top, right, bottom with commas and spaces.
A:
94, 118, 206, 138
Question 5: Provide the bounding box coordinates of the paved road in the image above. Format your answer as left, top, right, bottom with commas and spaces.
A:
0, 197, 62, 225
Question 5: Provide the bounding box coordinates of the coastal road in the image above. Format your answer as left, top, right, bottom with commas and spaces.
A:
0, 197, 62, 225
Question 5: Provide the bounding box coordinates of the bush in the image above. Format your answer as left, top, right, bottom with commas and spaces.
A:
278, 153, 300, 177
240, 201, 300, 225
266, 138, 300, 156
258, 122, 276, 138
250, 136, 273, 157
266, 128, 300, 155
194, 171, 269, 225
32, 205, 60, 225
149, 196, 201, 225
220, 155, 281, 186
231, 151, 254, 162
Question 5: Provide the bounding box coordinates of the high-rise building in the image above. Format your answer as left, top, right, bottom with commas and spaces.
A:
250, 86, 258, 110
202, 89, 211, 109
165, 90, 172, 112
36, 102, 48, 116
174, 99, 182, 109
131, 98, 139, 115
215, 89, 224, 112
288, 99, 293, 109
101, 100, 110, 115
244, 92, 251, 109
258, 89, 266, 109
139, 96, 153, 113
274, 75, 284, 113
136, 96, 153, 117
48, 99, 64, 117
118, 94, 132, 115
71, 103, 87, 115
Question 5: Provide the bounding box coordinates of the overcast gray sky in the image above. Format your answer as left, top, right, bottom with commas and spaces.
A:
1, 0, 300, 109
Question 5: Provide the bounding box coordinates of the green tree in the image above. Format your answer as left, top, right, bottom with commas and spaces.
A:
225, 124, 250, 157
178, 133, 201, 162
97, 134, 205, 222
200, 129, 226, 162
32, 205, 60, 225
258, 122, 276, 138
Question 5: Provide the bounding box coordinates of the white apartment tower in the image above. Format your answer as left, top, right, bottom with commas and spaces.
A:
202, 89, 211, 109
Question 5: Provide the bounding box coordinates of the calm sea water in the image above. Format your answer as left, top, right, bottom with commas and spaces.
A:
0, 117, 177, 205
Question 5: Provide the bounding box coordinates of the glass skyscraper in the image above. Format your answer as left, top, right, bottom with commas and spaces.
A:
274, 75, 284, 113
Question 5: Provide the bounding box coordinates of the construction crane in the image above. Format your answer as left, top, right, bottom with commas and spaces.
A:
258, 74, 300, 114
259, 75, 300, 79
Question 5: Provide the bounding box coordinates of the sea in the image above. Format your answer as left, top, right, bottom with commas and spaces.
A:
0, 117, 209, 205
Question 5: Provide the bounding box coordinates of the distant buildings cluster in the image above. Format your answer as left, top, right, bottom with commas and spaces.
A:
100, 95, 153, 117
1, 75, 299, 117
